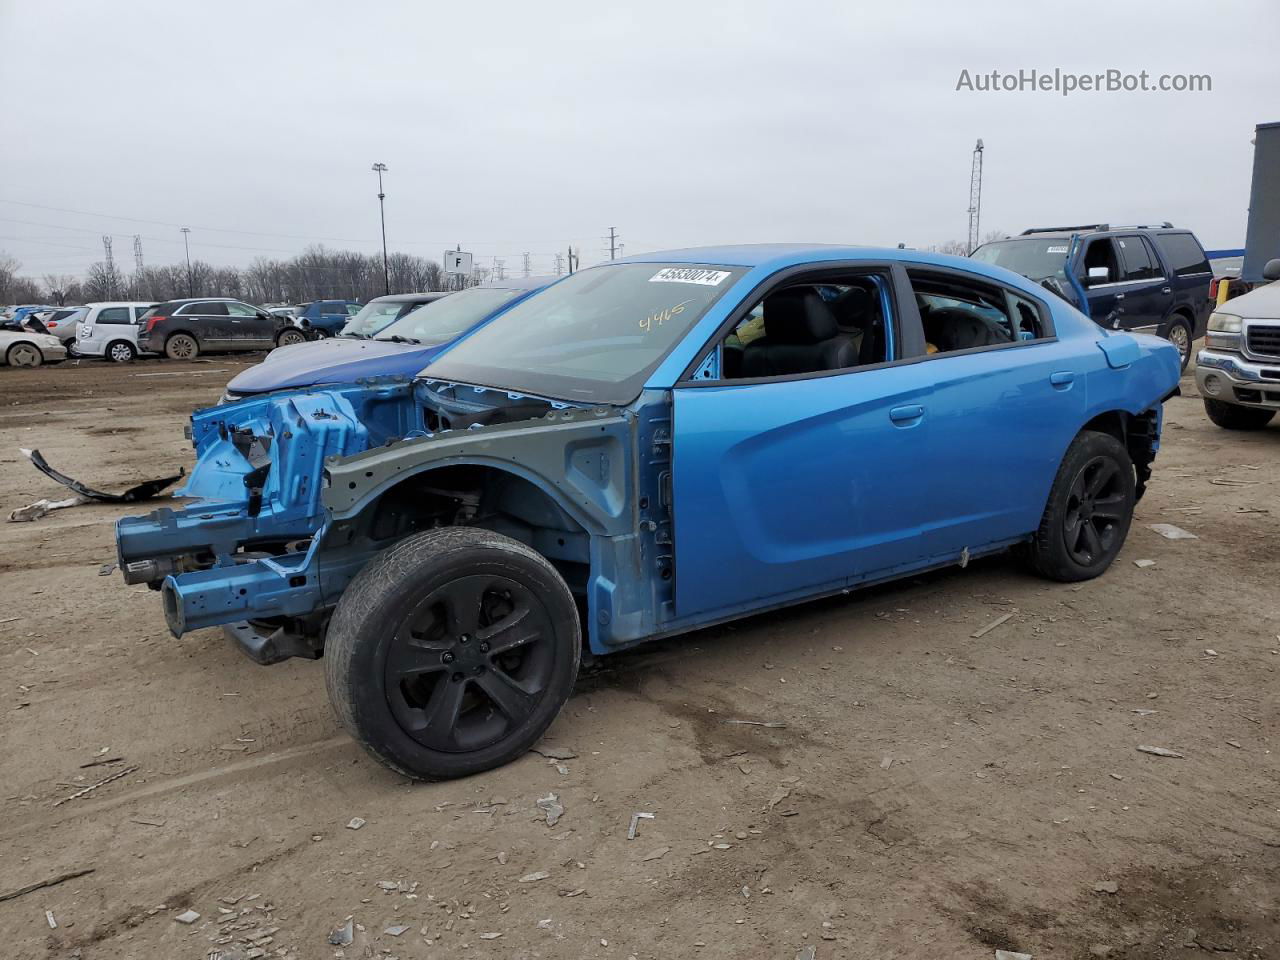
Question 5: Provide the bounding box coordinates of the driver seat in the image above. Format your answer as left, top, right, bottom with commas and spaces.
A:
741, 289, 855, 378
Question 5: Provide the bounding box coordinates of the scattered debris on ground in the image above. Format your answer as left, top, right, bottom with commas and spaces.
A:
536, 793, 564, 827
627, 811, 654, 839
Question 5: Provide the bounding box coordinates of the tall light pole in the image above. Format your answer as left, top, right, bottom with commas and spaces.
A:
371, 163, 389, 295
180, 227, 193, 296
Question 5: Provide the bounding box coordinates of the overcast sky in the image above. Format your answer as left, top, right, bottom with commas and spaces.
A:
1, 0, 1277, 279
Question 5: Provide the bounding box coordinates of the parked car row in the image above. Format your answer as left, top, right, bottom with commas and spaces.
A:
0, 292, 467, 367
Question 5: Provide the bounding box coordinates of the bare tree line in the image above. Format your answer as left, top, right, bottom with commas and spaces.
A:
1, 246, 451, 307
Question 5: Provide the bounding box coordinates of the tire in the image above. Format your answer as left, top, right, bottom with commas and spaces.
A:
164, 333, 199, 361
6, 342, 43, 368
325, 527, 581, 781
275, 329, 306, 349
1027, 430, 1135, 582
1164, 316, 1193, 371
1203, 397, 1276, 431
106, 340, 137, 364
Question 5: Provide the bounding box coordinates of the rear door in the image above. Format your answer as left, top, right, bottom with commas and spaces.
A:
182, 301, 231, 346
904, 267, 1087, 557
1113, 235, 1173, 332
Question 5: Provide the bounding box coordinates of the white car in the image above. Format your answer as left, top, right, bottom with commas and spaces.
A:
75, 301, 158, 363
40, 306, 89, 347
1, 327, 66, 367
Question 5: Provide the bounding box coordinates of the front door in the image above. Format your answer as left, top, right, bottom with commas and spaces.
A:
672, 366, 938, 620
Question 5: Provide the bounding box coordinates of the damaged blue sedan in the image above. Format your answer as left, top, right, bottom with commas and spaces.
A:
116, 245, 1181, 780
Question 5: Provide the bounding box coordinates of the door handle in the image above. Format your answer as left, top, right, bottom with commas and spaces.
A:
889, 404, 925, 425
1161, 286, 1171, 294
1050, 371, 1075, 389
1115, 292, 1125, 300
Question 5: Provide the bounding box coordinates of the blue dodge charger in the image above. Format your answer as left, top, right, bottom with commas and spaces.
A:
117, 244, 1180, 780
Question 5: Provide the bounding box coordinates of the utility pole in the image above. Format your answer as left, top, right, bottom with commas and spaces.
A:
180, 227, 193, 296
568, 246, 578, 273
606, 226, 619, 260
371, 162, 390, 295
967, 139, 984, 255
522, 252, 531, 277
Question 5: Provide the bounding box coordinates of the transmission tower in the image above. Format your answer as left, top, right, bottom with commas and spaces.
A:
522, 252, 531, 277
605, 226, 620, 260
966, 139, 984, 254
102, 235, 119, 298
494, 258, 506, 281
554, 252, 565, 275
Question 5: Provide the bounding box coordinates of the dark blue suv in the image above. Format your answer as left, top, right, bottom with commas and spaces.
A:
972, 223, 1212, 368
297, 299, 363, 337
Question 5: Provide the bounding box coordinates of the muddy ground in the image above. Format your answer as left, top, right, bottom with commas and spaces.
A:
0, 352, 1276, 960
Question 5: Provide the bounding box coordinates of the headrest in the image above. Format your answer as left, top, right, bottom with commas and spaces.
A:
763, 288, 838, 344
831, 286, 873, 328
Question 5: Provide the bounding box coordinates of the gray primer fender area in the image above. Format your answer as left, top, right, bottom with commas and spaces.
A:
322, 405, 636, 536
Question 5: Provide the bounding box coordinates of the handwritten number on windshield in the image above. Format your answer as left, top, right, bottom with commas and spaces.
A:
639, 299, 693, 333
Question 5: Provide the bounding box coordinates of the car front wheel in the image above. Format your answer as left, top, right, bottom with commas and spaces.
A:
165, 333, 199, 361
275, 329, 306, 348
1203, 397, 1276, 430
107, 340, 137, 363
325, 527, 581, 781
6, 343, 43, 367
1026, 430, 1135, 582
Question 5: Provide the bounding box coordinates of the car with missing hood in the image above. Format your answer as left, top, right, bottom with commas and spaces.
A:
1195, 256, 1280, 430
219, 277, 551, 402
116, 244, 1180, 781
1, 315, 67, 367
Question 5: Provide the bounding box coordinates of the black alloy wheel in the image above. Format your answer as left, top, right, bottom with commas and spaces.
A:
1061, 455, 1126, 566
325, 527, 580, 780
383, 573, 557, 753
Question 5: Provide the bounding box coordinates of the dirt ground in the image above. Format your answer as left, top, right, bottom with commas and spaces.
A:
0, 350, 1277, 960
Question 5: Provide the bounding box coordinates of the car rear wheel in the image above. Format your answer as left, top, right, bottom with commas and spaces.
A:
1164, 316, 1193, 371
1203, 397, 1276, 430
6, 343, 43, 367
1026, 430, 1135, 582
107, 340, 137, 363
165, 333, 199, 361
275, 329, 306, 348
325, 527, 581, 781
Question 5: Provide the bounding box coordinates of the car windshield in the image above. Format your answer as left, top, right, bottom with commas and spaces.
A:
424, 263, 745, 405
340, 300, 414, 338
971, 238, 1071, 282
376, 288, 523, 344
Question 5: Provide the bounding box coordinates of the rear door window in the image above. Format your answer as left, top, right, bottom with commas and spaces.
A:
196, 301, 229, 316
1117, 236, 1160, 281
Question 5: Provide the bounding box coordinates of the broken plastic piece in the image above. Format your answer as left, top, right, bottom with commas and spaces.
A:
20, 448, 184, 503
8, 495, 88, 523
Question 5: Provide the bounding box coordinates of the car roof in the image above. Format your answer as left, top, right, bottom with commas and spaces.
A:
367, 292, 450, 303
607, 243, 1066, 299
476, 275, 557, 291
86, 301, 157, 308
